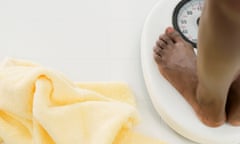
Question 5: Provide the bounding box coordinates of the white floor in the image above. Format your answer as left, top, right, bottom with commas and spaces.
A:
0, 0, 195, 143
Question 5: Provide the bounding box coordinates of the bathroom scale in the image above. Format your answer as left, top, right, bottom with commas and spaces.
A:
141, 0, 240, 143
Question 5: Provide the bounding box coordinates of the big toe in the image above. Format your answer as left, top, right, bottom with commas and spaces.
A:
165, 27, 184, 43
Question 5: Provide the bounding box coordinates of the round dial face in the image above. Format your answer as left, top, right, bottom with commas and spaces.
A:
172, 0, 204, 48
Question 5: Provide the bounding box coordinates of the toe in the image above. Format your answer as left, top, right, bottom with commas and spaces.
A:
156, 39, 167, 49
153, 53, 163, 64
154, 46, 163, 57
159, 34, 174, 45
165, 27, 183, 42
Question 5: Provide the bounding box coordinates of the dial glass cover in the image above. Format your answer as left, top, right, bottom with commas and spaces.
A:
173, 0, 204, 48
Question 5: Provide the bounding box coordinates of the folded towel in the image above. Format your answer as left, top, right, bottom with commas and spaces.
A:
0, 58, 165, 144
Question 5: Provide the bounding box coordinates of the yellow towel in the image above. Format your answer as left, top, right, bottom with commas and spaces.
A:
0, 58, 165, 144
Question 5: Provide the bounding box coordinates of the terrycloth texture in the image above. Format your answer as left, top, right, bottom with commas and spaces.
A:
0, 58, 165, 144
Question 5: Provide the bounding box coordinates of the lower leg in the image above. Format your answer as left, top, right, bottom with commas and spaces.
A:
196, 0, 240, 126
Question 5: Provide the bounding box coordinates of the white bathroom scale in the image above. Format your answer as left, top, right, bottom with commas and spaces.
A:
141, 0, 240, 143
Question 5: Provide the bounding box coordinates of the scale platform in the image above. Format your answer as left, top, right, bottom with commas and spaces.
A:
141, 0, 240, 143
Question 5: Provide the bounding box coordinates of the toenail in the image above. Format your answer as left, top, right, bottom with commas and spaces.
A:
166, 27, 174, 34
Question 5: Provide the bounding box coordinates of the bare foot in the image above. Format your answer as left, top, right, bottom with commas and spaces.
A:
153, 27, 199, 119
153, 27, 224, 127
226, 75, 240, 126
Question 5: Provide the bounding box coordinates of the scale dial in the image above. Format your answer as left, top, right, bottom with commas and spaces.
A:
173, 0, 204, 48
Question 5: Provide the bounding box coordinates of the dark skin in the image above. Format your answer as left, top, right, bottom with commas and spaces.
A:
154, 0, 240, 127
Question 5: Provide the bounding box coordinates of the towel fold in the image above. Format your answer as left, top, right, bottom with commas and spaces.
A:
0, 58, 165, 144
